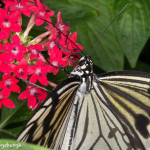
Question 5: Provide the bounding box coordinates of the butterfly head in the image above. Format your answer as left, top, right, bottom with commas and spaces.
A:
70, 56, 93, 93
79, 56, 93, 69
70, 56, 93, 77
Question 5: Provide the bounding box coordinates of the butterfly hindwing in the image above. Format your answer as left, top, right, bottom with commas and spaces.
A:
72, 87, 134, 150
96, 71, 150, 149
71, 71, 150, 150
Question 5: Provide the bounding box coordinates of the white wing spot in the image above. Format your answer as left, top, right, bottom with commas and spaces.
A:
26, 108, 45, 126
123, 135, 130, 143
81, 65, 86, 69
43, 98, 52, 106
85, 70, 89, 74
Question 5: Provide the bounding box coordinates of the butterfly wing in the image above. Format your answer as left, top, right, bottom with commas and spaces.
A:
72, 71, 150, 150
17, 77, 80, 149
17, 70, 150, 150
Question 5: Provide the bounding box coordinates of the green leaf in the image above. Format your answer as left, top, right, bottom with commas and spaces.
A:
125, 60, 150, 72
0, 139, 52, 150
0, 92, 34, 138
113, 0, 150, 68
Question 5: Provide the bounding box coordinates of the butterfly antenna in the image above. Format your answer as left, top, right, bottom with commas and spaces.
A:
36, 17, 85, 56
92, 3, 128, 53
46, 58, 70, 75
14, 75, 51, 92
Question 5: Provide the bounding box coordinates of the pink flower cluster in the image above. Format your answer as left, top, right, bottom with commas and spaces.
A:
0, 0, 82, 109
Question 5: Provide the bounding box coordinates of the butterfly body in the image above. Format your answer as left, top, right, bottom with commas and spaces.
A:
17, 56, 150, 150
61, 56, 94, 150
70, 56, 94, 93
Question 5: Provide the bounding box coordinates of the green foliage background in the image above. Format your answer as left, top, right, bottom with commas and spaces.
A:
0, 0, 150, 149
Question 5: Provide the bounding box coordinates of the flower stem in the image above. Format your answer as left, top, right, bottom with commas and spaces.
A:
29, 30, 51, 44
48, 80, 57, 88
23, 13, 36, 39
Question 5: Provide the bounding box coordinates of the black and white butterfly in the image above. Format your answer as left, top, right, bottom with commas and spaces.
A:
17, 55, 150, 150
16, 2, 150, 149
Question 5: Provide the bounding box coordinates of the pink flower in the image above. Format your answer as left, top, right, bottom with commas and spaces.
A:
0, 53, 13, 73
10, 58, 29, 80
0, 74, 21, 96
4, 0, 32, 17
28, 61, 49, 85
56, 12, 69, 35
45, 12, 69, 40
60, 32, 83, 66
4, 34, 27, 62
27, 44, 44, 61
67, 32, 83, 53
30, 0, 54, 26
48, 65, 59, 75
31, 100, 44, 110
0, 0, 83, 110
43, 40, 57, 50
0, 8, 21, 40
18, 85, 47, 109
48, 48, 66, 75
0, 91, 15, 109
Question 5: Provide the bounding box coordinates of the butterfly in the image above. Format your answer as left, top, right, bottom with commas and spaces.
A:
17, 54, 150, 150
16, 2, 150, 149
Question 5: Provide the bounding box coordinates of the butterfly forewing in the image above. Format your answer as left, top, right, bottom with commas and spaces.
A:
17, 77, 80, 148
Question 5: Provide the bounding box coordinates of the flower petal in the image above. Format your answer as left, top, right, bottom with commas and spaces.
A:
28, 96, 36, 109
1, 87, 11, 96
3, 98, 15, 108
36, 17, 44, 26
22, 8, 31, 17
29, 74, 37, 83
0, 81, 4, 88
38, 74, 48, 86
0, 29, 10, 40
11, 84, 21, 93
19, 58, 27, 66
0, 9, 6, 20
9, 10, 20, 22
18, 90, 28, 100
0, 43, 3, 51
0, 64, 13, 73
4, 43, 12, 52
12, 34, 21, 45
27, 65, 35, 74
2, 73, 11, 80
11, 24, 22, 32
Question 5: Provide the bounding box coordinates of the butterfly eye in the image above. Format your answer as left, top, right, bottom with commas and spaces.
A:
88, 56, 92, 60
79, 60, 85, 66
